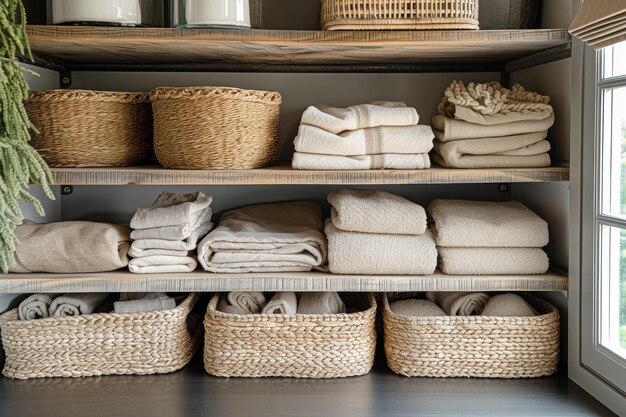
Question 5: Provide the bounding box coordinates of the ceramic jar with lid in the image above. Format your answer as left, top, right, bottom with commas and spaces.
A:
171, 0, 251, 28
51, 0, 164, 26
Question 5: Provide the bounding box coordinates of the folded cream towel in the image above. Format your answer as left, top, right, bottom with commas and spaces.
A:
389, 299, 447, 317
226, 292, 267, 314
292, 152, 431, 170
428, 199, 549, 248
432, 113, 555, 141
129, 247, 189, 258
18, 293, 61, 321
426, 291, 490, 316
438, 247, 550, 275
328, 189, 427, 235
49, 293, 109, 317
294, 124, 434, 156
435, 131, 548, 155
301, 102, 419, 134
325, 221, 437, 275
130, 222, 213, 251
10, 221, 130, 274
432, 151, 551, 169
128, 255, 197, 274
114, 293, 176, 314
130, 192, 212, 230
297, 292, 346, 314
198, 202, 327, 273
481, 293, 538, 317
262, 292, 298, 314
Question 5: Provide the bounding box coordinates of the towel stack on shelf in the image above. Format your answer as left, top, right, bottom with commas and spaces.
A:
428, 199, 550, 275
325, 189, 437, 275
431, 81, 554, 168
129, 192, 213, 274
292, 102, 434, 170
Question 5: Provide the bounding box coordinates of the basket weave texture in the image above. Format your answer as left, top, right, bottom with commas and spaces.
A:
383, 293, 559, 378
321, 0, 479, 30
26, 90, 153, 167
151, 87, 282, 170
203, 293, 376, 378
0, 293, 200, 379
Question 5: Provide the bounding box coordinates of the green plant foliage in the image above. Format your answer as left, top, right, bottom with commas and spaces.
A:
0, 0, 53, 272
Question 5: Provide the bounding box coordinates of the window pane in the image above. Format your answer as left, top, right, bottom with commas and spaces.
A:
599, 225, 626, 356
603, 41, 626, 79
600, 86, 626, 218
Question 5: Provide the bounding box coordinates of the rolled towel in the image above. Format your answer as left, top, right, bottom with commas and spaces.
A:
18, 293, 61, 321
294, 124, 434, 156
481, 293, 538, 317
389, 299, 447, 317
262, 292, 298, 315
49, 293, 109, 317
328, 189, 427, 235
432, 113, 555, 142
114, 293, 176, 314
438, 247, 549, 275
130, 221, 213, 252
292, 152, 431, 170
297, 292, 346, 314
128, 255, 197, 274
217, 298, 249, 315
301, 101, 419, 134
227, 292, 267, 314
130, 192, 212, 230
426, 292, 490, 316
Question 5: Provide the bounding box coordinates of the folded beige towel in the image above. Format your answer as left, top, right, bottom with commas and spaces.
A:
292, 152, 431, 170
432, 151, 551, 169
435, 130, 547, 155
129, 247, 189, 258
389, 299, 447, 317
10, 221, 130, 273
432, 113, 555, 142
294, 124, 434, 156
297, 292, 346, 314
18, 293, 61, 321
198, 202, 327, 273
49, 293, 109, 317
301, 101, 419, 134
428, 199, 549, 248
130, 192, 212, 230
218, 292, 267, 315
114, 293, 176, 314
262, 292, 297, 314
426, 291, 490, 316
481, 293, 538, 317
130, 221, 211, 241
128, 255, 197, 274
325, 221, 437, 275
438, 247, 549, 275
130, 221, 213, 252
328, 189, 427, 235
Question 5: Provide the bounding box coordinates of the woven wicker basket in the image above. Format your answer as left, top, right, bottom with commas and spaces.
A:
204, 293, 377, 378
321, 0, 479, 30
151, 87, 282, 170
0, 293, 200, 379
26, 90, 153, 167
383, 293, 559, 378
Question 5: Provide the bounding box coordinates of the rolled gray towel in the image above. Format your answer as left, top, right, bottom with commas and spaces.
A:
217, 297, 249, 315
390, 299, 447, 317
226, 292, 267, 314
49, 293, 109, 317
18, 293, 61, 321
426, 291, 490, 316
297, 292, 346, 315
481, 293, 538, 317
262, 292, 297, 315
114, 293, 176, 314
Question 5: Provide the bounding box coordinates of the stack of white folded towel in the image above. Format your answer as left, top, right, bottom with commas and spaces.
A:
292, 102, 434, 170
217, 291, 346, 315
428, 199, 550, 275
129, 192, 213, 274
431, 81, 554, 168
325, 189, 437, 275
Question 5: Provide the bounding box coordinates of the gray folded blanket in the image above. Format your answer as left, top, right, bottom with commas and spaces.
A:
389, 299, 446, 317
49, 293, 110, 317
114, 293, 176, 314
426, 292, 490, 316
18, 293, 61, 321
218, 292, 267, 315
297, 292, 346, 314
262, 292, 297, 315
131, 192, 212, 230
481, 293, 538, 317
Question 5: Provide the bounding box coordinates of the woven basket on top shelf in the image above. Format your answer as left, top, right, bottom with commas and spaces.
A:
151, 86, 282, 170
26, 90, 153, 167
0, 293, 200, 379
203, 293, 377, 378
321, 0, 479, 30
382, 293, 560, 378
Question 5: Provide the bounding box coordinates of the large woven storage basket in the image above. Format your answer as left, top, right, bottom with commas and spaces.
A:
151, 87, 282, 169
383, 293, 559, 378
321, 0, 479, 30
26, 90, 153, 167
204, 293, 377, 378
0, 293, 200, 379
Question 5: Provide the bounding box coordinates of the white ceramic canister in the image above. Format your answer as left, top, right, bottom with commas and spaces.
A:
52, 0, 142, 25
184, 0, 250, 27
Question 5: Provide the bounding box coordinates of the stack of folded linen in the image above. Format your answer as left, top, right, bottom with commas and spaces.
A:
431, 81, 554, 168
325, 189, 437, 275
129, 192, 213, 274
198, 201, 327, 273
428, 199, 550, 275
292, 101, 434, 170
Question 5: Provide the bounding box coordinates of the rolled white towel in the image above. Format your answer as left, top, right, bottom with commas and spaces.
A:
49, 293, 109, 317
426, 292, 490, 316
481, 293, 538, 317
18, 293, 61, 321
227, 292, 267, 314
114, 293, 176, 314
262, 292, 297, 315
390, 299, 446, 317
297, 292, 346, 314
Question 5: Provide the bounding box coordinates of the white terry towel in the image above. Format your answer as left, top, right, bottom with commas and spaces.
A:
218, 292, 267, 315
438, 247, 549, 275
262, 292, 297, 315
130, 191, 212, 230
325, 221, 437, 275
294, 124, 434, 156
301, 101, 419, 134
432, 113, 555, 142
428, 199, 549, 248
292, 152, 431, 170
481, 293, 538, 317
426, 291, 490, 316
297, 292, 346, 314
328, 189, 427, 235
198, 202, 327, 273
114, 293, 177, 314
49, 293, 109, 317
389, 299, 447, 317
130, 221, 213, 252
18, 293, 61, 321
129, 247, 190, 258
128, 255, 197, 274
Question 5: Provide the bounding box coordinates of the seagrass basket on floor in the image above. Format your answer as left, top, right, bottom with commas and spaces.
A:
382, 293, 560, 378
151, 86, 282, 169
321, 0, 480, 30
0, 293, 200, 379
203, 293, 377, 378
26, 90, 153, 167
